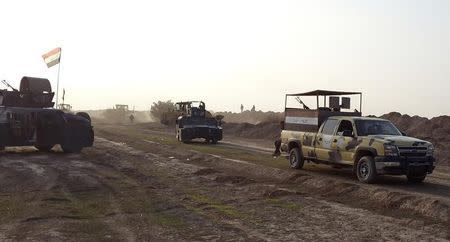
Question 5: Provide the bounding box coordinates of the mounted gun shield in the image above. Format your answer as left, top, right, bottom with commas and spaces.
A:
0, 76, 93, 152
175, 101, 222, 144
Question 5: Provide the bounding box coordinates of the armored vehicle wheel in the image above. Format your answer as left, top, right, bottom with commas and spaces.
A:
61, 129, 83, 153
356, 156, 377, 183
407, 173, 426, 183
177, 131, 191, 143
289, 147, 304, 169
35, 145, 54, 152
61, 143, 82, 153
211, 139, 218, 144
76, 112, 91, 122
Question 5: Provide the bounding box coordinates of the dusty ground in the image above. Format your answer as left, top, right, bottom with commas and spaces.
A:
0, 122, 449, 241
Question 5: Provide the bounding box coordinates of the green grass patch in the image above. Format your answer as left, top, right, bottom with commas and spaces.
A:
0, 196, 27, 222
265, 198, 302, 211
96, 125, 288, 171
187, 193, 244, 218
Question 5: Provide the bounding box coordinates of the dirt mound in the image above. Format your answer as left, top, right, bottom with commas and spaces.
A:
284, 173, 450, 222
214, 111, 283, 124
222, 122, 281, 140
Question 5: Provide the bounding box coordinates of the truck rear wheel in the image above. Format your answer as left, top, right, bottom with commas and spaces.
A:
289, 148, 304, 169
356, 156, 377, 183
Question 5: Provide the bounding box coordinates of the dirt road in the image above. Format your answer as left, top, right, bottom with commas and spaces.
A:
0, 122, 448, 240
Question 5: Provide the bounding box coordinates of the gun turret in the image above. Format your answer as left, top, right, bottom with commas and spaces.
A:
1, 80, 18, 92
0, 76, 54, 108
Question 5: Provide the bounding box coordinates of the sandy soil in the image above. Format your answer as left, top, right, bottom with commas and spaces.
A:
0, 122, 448, 241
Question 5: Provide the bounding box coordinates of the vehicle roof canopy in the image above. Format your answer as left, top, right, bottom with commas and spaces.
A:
286, 90, 361, 96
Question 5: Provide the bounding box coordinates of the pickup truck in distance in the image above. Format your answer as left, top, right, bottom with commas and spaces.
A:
280, 90, 435, 183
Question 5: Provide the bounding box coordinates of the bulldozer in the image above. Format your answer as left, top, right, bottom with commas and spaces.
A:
175, 101, 222, 144
103, 104, 133, 123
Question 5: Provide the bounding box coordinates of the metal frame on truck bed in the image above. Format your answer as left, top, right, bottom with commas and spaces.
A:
283, 90, 362, 132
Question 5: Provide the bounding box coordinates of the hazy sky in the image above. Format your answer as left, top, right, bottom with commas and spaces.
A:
1, 0, 449, 117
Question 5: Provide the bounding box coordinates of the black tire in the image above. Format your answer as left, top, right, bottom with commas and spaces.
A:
356, 156, 377, 183
211, 139, 218, 144
61, 143, 82, 153
289, 147, 304, 169
407, 174, 426, 183
61, 129, 83, 153
35, 145, 54, 152
76, 112, 91, 122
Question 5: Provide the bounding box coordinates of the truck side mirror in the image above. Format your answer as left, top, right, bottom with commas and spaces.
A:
342, 130, 353, 137
401, 131, 407, 136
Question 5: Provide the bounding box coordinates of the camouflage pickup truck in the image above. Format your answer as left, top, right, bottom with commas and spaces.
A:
280, 90, 435, 183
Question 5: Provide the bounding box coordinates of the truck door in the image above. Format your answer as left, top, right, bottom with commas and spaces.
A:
330, 119, 356, 164
315, 118, 339, 162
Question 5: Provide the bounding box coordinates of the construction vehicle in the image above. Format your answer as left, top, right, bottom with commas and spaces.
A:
0, 77, 94, 153
280, 90, 435, 183
175, 101, 222, 143
103, 104, 133, 123
58, 104, 72, 112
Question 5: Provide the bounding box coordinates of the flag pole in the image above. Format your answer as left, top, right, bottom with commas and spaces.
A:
55, 48, 62, 109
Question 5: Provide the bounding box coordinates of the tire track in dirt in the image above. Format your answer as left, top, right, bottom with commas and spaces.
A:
93, 134, 450, 240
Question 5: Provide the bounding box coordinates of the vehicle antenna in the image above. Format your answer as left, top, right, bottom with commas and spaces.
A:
1, 80, 18, 92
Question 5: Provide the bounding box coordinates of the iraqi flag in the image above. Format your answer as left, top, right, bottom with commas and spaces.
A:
42, 47, 61, 68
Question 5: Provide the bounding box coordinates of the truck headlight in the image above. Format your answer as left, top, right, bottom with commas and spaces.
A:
384, 144, 399, 157
427, 145, 434, 156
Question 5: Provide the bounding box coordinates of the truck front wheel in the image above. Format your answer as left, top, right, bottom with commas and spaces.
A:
356, 156, 377, 183
289, 148, 304, 169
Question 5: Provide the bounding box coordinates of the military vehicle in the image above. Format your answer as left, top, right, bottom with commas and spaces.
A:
279, 90, 435, 183
103, 104, 133, 123
58, 103, 72, 112
175, 101, 222, 143
0, 77, 94, 153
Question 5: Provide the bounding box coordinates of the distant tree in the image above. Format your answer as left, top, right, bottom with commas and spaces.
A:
150, 100, 176, 122
251, 105, 256, 112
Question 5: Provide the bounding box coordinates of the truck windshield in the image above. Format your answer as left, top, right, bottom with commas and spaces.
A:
354, 120, 401, 136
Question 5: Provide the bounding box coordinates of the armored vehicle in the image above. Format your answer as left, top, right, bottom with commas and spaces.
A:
175, 101, 222, 143
0, 77, 94, 153
280, 90, 435, 183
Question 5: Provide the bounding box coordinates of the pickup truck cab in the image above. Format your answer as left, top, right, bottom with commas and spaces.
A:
280, 90, 435, 183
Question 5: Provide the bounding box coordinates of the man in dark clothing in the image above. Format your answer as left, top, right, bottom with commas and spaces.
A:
273, 138, 282, 156
272, 121, 284, 156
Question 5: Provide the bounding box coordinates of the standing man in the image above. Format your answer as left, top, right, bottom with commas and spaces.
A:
240, 104, 244, 113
